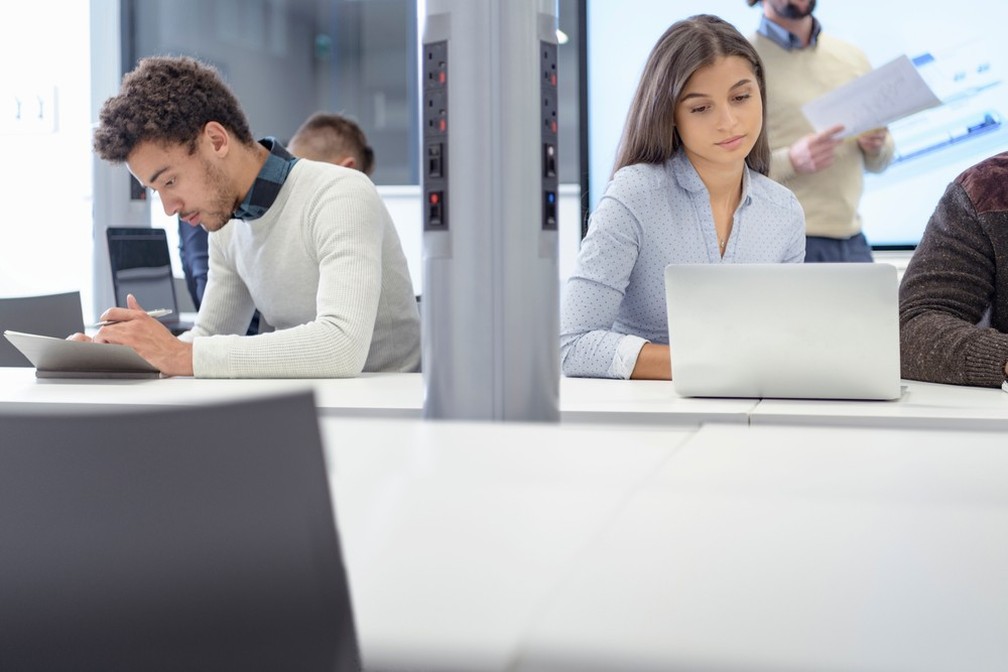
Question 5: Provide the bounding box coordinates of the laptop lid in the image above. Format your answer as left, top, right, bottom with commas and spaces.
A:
664, 263, 902, 400
106, 227, 193, 335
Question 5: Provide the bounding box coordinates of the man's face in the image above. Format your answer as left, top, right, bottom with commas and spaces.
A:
767, 0, 816, 19
126, 138, 236, 232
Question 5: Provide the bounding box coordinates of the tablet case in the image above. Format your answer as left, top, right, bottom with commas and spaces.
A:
2, 330, 160, 379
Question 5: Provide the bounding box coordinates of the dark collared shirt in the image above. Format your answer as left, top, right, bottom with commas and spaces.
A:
757, 14, 822, 50
233, 137, 299, 221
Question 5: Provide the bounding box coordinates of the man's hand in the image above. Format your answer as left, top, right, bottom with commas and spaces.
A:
857, 127, 888, 156
92, 294, 194, 377
789, 123, 845, 174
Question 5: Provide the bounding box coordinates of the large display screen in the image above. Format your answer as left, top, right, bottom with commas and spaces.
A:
584, 1, 1008, 247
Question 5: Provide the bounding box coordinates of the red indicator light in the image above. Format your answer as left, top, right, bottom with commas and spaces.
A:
429, 192, 440, 204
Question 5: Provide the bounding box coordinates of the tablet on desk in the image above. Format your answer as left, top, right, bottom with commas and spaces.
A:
2, 330, 160, 379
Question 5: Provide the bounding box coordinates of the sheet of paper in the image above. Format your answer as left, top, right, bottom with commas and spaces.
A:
800, 54, 942, 138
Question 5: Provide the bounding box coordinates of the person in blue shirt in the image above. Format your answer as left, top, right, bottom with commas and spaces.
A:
177, 111, 377, 334
178, 218, 209, 309
560, 14, 805, 380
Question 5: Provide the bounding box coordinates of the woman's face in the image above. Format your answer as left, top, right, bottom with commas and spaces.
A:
673, 55, 762, 173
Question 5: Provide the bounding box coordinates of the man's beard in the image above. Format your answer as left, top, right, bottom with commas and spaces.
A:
777, 0, 816, 19
200, 157, 238, 231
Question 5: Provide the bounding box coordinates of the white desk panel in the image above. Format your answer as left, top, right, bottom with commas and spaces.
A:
560, 377, 755, 425
319, 417, 695, 672
0, 367, 420, 417
0, 368, 757, 425
751, 379, 1008, 430
516, 423, 1008, 672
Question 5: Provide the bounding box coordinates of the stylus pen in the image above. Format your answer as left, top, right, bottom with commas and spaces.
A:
92, 308, 173, 328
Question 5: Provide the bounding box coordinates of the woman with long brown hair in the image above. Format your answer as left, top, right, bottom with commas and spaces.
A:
561, 14, 805, 380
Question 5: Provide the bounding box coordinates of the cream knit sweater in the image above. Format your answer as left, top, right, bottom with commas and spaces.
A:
181, 160, 420, 378
751, 32, 895, 238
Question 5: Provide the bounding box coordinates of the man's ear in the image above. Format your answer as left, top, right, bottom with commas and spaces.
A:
337, 156, 357, 170
203, 121, 230, 156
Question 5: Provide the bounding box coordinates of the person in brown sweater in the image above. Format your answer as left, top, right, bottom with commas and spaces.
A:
899, 151, 1008, 388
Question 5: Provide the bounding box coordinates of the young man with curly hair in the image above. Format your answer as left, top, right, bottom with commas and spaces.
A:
85, 56, 420, 378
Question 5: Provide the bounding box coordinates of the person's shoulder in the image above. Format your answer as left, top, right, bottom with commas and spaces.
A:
956, 152, 1008, 214
291, 158, 371, 187
817, 33, 871, 66
748, 30, 773, 50
748, 170, 801, 209
606, 162, 670, 201
817, 32, 862, 52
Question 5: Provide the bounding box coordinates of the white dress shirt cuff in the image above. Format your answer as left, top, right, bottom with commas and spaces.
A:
609, 334, 649, 380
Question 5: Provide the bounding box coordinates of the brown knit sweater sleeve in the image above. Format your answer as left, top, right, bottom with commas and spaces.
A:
899, 165, 1008, 387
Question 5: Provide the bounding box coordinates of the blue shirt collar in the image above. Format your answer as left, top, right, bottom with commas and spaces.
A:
232, 137, 299, 222
757, 14, 822, 50
670, 149, 753, 207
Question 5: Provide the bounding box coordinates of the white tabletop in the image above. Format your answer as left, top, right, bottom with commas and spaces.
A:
319, 416, 695, 672
516, 423, 1008, 672
559, 376, 755, 425
0, 368, 756, 426
0, 367, 418, 417
751, 379, 1008, 430
2, 367, 1005, 432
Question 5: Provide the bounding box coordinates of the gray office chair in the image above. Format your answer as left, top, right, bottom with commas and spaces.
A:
0, 391, 359, 672
0, 291, 85, 366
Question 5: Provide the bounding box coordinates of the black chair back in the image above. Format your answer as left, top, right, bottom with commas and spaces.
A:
0, 291, 85, 366
0, 391, 359, 671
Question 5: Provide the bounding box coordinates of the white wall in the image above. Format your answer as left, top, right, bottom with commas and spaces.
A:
0, 2, 93, 314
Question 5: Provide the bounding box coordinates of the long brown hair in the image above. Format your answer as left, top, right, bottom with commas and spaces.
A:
611, 14, 770, 177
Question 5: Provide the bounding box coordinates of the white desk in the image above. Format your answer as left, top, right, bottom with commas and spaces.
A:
559, 377, 755, 425
4, 368, 1007, 432
4, 373, 1006, 670
0, 368, 756, 426
0, 367, 421, 418
751, 379, 1008, 430
516, 423, 1008, 672
318, 416, 695, 672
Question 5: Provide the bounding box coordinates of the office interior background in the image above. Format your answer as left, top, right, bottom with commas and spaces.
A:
4, 0, 1006, 319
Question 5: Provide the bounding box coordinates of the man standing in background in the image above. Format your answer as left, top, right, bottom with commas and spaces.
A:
747, 0, 895, 262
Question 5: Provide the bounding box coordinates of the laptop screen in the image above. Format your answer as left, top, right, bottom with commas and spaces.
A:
106, 227, 179, 314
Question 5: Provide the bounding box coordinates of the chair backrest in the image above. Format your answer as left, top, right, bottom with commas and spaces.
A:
0, 391, 359, 672
0, 291, 85, 366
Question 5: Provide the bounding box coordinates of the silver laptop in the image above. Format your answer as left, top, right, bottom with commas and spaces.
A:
664, 263, 902, 400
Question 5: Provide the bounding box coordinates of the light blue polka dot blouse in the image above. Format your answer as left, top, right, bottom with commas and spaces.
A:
560, 149, 806, 379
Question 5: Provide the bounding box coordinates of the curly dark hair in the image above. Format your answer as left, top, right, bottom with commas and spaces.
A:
93, 55, 255, 162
